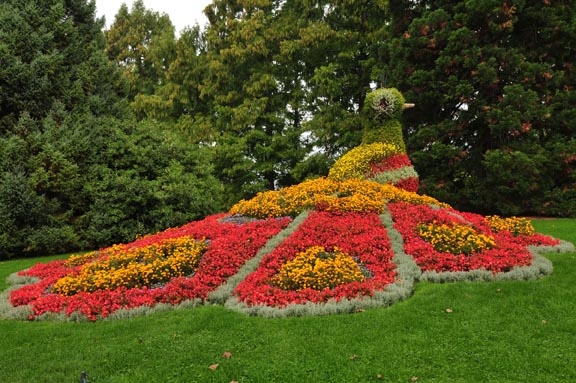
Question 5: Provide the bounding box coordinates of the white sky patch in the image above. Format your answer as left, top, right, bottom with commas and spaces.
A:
95, 0, 212, 33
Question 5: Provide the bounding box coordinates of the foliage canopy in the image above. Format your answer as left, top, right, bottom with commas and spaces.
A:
1, 0, 575, 259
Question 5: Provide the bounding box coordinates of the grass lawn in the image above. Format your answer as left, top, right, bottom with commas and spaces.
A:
0, 219, 574, 383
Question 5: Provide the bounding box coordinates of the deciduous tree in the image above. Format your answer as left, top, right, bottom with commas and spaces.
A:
106, 0, 176, 103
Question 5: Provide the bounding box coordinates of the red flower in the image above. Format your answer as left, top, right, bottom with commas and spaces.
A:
234, 211, 396, 307
388, 203, 554, 273
9, 214, 291, 320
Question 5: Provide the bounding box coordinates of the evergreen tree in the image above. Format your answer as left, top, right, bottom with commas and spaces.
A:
122, 1, 395, 204
161, 26, 210, 126
0, 0, 130, 258
190, 0, 394, 204
78, 119, 224, 249
0, 0, 224, 259
386, 0, 576, 216
198, 0, 310, 205
0, 0, 126, 130
299, 0, 390, 158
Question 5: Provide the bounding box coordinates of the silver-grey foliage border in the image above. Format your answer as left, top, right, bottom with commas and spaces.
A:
219, 209, 420, 318
1, 208, 574, 321
0, 271, 205, 322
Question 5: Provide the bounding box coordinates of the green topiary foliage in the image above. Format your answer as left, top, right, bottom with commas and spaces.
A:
362, 88, 407, 152
364, 88, 405, 120
329, 87, 417, 190
362, 119, 406, 152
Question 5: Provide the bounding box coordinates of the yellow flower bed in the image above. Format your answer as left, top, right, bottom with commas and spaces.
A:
52, 237, 207, 296
486, 216, 535, 236
271, 246, 365, 291
418, 222, 496, 256
328, 142, 402, 181
63, 251, 99, 267
229, 178, 340, 218
229, 177, 448, 218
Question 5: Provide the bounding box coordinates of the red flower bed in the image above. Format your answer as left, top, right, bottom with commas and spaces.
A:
367, 153, 413, 175
9, 214, 291, 320
388, 202, 558, 273
456, 210, 559, 247
392, 177, 419, 193
233, 211, 397, 307
6, 194, 564, 320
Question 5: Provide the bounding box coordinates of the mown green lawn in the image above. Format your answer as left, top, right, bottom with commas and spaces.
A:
0, 219, 574, 383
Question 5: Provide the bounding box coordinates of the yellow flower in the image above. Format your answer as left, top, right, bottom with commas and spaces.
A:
328, 143, 402, 181
229, 177, 449, 218
52, 237, 207, 296
486, 216, 535, 236
271, 246, 365, 291
418, 222, 495, 255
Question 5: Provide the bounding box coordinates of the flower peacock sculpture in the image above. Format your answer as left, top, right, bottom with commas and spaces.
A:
3, 89, 574, 321
328, 87, 419, 192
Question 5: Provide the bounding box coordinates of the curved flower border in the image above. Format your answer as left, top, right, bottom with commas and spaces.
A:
222, 210, 419, 318
388, 202, 560, 274
231, 211, 397, 308
5, 214, 291, 321
1, 200, 573, 321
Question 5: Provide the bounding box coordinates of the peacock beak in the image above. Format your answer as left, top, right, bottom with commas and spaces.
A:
403, 103, 415, 110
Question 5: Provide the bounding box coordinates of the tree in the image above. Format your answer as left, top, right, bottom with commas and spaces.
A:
0, 0, 224, 259
106, 0, 177, 103
299, 0, 391, 158
386, 0, 576, 216
196, 0, 311, 205
0, 0, 127, 130
0, 0, 129, 259
0, 111, 225, 259
119, 1, 401, 205
79, 119, 225, 249
186, 0, 394, 204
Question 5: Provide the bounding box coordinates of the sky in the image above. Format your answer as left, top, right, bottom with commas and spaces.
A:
95, 0, 212, 33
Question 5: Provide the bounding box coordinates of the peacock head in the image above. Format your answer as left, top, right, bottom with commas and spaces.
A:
364, 88, 414, 120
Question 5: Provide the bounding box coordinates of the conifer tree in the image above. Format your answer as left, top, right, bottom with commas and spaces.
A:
0, 0, 223, 259
0, 0, 128, 258
386, 0, 576, 216
0, 0, 126, 130
300, 0, 390, 157
199, 0, 310, 205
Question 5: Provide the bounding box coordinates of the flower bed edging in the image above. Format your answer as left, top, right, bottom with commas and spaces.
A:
222, 211, 419, 318
530, 240, 575, 255
417, 251, 553, 284
208, 211, 310, 305
0, 273, 37, 321
386, 202, 568, 284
